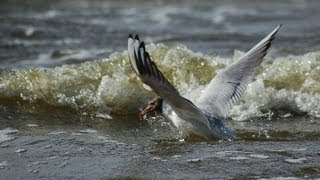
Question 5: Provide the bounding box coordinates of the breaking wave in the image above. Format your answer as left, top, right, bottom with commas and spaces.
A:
0, 44, 319, 121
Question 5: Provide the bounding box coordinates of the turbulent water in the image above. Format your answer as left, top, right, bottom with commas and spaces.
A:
1, 0, 320, 179
0, 44, 319, 121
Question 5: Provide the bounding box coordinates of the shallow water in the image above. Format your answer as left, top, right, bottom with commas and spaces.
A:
1, 109, 320, 179
1, 0, 320, 179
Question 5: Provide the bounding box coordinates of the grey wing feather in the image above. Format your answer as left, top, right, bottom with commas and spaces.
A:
196, 25, 281, 118
128, 35, 152, 91
128, 34, 209, 126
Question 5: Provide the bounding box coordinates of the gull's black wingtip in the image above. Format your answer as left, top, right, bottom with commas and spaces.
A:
140, 41, 145, 48
135, 34, 140, 41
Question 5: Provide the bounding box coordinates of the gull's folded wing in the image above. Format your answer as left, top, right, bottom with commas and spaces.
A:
128, 35, 208, 126
196, 25, 281, 118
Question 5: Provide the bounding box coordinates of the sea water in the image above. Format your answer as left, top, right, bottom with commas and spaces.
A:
0, 0, 320, 179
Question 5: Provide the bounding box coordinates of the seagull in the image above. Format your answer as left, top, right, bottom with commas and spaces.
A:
127, 25, 281, 140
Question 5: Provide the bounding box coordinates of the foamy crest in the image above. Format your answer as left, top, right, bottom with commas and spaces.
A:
0, 44, 319, 120
230, 51, 320, 120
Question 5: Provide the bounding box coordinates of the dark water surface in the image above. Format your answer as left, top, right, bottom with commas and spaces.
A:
1, 0, 320, 179
1, 0, 320, 68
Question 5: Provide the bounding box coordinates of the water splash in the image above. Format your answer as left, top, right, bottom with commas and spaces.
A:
0, 44, 319, 120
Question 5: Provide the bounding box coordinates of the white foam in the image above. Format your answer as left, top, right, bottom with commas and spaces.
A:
249, 154, 269, 159
0, 44, 319, 121
0, 128, 18, 144
284, 158, 307, 164
79, 129, 97, 134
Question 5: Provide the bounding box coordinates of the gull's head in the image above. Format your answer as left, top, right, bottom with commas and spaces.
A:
139, 96, 163, 118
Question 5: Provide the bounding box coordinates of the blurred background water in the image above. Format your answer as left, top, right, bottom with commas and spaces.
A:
1, 0, 320, 68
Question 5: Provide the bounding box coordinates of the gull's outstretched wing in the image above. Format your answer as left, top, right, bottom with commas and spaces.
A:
128, 34, 208, 126
196, 25, 281, 118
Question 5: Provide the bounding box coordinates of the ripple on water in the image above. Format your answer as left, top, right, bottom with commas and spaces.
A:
15, 149, 27, 153
171, 155, 182, 158
0, 128, 18, 144
187, 158, 202, 163
79, 129, 98, 134
47, 131, 67, 135
152, 156, 162, 161
284, 158, 307, 164
27, 170, 39, 173
249, 154, 269, 159
215, 151, 249, 158
26, 124, 39, 128
230, 156, 248, 160
1, 144, 9, 148
258, 177, 301, 180
31, 161, 48, 166
59, 162, 69, 168
0, 161, 8, 169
